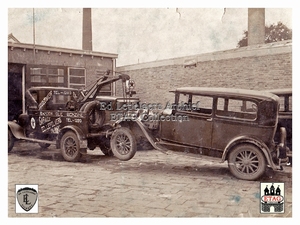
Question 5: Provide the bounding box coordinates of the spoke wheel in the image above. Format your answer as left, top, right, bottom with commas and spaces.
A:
111, 127, 136, 161
60, 131, 82, 162
228, 144, 266, 180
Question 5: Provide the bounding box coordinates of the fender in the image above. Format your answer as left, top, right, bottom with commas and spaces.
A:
8, 121, 25, 139
57, 125, 88, 149
114, 118, 169, 154
221, 135, 279, 170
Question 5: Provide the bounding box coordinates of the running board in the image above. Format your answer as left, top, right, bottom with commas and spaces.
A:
18, 137, 55, 145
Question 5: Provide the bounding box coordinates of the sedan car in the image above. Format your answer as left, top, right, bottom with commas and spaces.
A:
117, 87, 291, 180
267, 88, 292, 160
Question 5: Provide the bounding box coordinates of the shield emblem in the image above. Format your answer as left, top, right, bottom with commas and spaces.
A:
16, 187, 38, 212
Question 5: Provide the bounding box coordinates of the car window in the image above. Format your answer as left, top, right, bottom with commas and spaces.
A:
216, 98, 257, 121
178, 93, 213, 115
289, 96, 292, 111
278, 95, 292, 112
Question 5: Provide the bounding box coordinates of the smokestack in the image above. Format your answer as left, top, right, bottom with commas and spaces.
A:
82, 8, 92, 51
248, 8, 265, 46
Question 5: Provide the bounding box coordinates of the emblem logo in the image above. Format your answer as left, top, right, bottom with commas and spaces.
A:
30, 117, 36, 129
16, 185, 38, 213
260, 182, 284, 213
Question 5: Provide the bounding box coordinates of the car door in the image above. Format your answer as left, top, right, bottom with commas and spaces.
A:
211, 97, 259, 151
160, 93, 213, 149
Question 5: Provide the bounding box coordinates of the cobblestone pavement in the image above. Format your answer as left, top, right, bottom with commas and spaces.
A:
8, 142, 292, 218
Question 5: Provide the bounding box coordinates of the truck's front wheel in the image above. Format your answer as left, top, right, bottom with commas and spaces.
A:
110, 127, 136, 161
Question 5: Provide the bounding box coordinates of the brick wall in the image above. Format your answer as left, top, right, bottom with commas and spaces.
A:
8, 43, 117, 89
116, 41, 292, 105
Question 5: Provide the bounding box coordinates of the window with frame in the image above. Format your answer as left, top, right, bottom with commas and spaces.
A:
216, 98, 257, 121
29, 66, 65, 85
278, 95, 292, 112
177, 93, 213, 115
68, 68, 86, 89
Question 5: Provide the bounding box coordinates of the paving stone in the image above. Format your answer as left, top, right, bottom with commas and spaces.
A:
8, 144, 293, 218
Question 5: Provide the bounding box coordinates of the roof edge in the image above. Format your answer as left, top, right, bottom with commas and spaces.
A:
117, 40, 292, 71
8, 42, 118, 58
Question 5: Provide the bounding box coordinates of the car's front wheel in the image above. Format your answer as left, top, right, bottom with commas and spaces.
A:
228, 144, 266, 180
60, 131, 82, 162
110, 127, 136, 161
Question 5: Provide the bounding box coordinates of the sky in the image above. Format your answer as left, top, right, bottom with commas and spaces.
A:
7, 7, 292, 66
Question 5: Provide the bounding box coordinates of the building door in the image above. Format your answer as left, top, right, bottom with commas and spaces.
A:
8, 64, 23, 120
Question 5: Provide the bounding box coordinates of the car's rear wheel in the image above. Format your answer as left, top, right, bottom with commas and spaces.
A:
60, 131, 81, 162
228, 144, 266, 180
8, 128, 14, 152
110, 127, 136, 161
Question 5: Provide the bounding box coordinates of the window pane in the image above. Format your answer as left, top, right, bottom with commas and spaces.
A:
30, 68, 46, 75
69, 68, 85, 76
177, 94, 212, 114
70, 76, 85, 84
31, 75, 46, 83
192, 95, 213, 114
278, 96, 285, 111
216, 98, 257, 120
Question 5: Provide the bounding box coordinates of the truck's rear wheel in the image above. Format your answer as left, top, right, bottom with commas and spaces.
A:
60, 131, 82, 162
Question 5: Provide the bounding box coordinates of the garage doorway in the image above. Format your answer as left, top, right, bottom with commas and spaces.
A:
8, 63, 23, 121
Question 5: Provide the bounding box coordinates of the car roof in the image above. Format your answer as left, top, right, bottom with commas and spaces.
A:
172, 87, 279, 101
266, 88, 292, 95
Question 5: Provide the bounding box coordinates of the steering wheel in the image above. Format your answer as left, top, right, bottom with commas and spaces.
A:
65, 100, 78, 111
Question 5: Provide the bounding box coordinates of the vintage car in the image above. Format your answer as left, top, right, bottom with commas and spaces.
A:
267, 88, 292, 158
8, 73, 138, 162
117, 87, 291, 180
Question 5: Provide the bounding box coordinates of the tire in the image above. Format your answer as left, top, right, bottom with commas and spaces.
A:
228, 144, 266, 180
60, 131, 82, 162
8, 128, 14, 152
39, 143, 51, 149
110, 127, 137, 161
84, 101, 105, 131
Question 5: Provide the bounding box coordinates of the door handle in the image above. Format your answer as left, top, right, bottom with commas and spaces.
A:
206, 118, 212, 122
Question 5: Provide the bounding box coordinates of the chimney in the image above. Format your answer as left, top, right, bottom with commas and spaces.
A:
82, 8, 92, 51
248, 8, 265, 46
